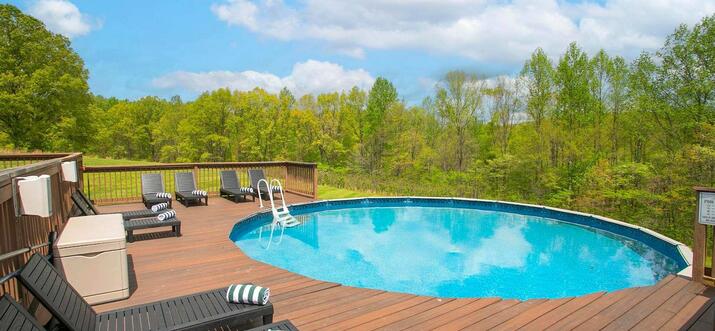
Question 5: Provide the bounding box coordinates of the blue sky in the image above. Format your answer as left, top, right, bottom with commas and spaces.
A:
6, 0, 715, 104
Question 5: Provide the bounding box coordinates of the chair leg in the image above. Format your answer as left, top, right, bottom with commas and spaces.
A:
263, 314, 273, 325
174, 225, 181, 237
126, 230, 134, 243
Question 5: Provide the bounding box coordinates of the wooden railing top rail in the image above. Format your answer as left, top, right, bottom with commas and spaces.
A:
0, 153, 82, 186
0, 153, 73, 161
83, 161, 317, 172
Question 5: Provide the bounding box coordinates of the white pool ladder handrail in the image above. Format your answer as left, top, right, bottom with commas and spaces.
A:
256, 178, 301, 228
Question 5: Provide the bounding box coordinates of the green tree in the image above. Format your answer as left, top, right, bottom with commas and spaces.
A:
433, 71, 485, 171
362, 77, 398, 172
607, 56, 629, 163
0, 4, 91, 150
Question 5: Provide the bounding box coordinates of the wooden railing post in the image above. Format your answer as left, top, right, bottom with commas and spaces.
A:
694, 187, 715, 286
284, 163, 289, 191
193, 165, 200, 187
313, 164, 318, 199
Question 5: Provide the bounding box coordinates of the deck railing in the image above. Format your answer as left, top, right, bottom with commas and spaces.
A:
0, 153, 83, 302
82, 161, 318, 205
0, 153, 74, 170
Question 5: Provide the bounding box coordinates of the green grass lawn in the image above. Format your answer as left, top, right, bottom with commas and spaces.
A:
317, 185, 380, 199
83, 156, 159, 166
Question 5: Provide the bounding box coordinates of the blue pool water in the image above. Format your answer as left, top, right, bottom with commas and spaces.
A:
230, 201, 685, 300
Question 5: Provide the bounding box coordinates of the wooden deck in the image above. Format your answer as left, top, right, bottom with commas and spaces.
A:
93, 194, 715, 330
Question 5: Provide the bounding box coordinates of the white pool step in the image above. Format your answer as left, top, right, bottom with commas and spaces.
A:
256, 178, 302, 229
278, 214, 301, 227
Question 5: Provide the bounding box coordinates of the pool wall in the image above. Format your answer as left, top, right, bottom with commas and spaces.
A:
233, 197, 693, 276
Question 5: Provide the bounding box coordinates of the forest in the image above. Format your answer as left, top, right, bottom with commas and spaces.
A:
1, 4, 713, 244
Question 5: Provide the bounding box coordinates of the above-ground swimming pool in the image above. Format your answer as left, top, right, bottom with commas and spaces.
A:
230, 198, 691, 300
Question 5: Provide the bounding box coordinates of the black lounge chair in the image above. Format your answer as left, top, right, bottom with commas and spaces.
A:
124, 217, 181, 242
70, 190, 180, 242
174, 172, 208, 207
0, 294, 46, 331
15, 253, 274, 331
141, 173, 173, 208
220, 170, 255, 202
71, 190, 169, 221
248, 169, 281, 201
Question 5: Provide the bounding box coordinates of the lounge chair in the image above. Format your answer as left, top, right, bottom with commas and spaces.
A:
141, 173, 173, 208
70, 190, 181, 242
71, 190, 169, 220
248, 169, 281, 201
174, 172, 209, 207
15, 253, 274, 331
0, 294, 46, 331
220, 170, 255, 202
124, 216, 181, 242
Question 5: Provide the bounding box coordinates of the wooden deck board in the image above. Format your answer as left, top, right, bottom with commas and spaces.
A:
465, 299, 545, 330
602, 275, 691, 330
631, 281, 705, 330
491, 297, 572, 330
90, 196, 715, 330
331, 296, 432, 330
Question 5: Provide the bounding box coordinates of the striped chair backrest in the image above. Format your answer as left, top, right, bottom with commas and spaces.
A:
220, 170, 240, 190
141, 173, 165, 195
0, 294, 46, 331
17, 254, 97, 331
174, 172, 197, 192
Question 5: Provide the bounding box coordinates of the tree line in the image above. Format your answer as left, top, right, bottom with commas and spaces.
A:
1, 4, 713, 244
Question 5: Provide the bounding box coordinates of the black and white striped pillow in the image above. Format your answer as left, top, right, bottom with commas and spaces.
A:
191, 190, 207, 197
155, 192, 172, 199
239, 187, 254, 193
151, 202, 169, 212
226, 284, 270, 305
157, 210, 176, 221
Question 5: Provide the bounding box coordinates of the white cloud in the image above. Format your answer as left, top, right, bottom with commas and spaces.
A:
28, 0, 98, 38
152, 60, 375, 96
210, 0, 715, 64
210, 0, 258, 29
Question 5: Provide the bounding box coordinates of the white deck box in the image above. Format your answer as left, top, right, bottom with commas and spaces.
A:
53, 214, 129, 304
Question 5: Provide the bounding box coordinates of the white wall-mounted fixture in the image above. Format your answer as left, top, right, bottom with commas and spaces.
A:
13, 175, 53, 217
61, 161, 78, 182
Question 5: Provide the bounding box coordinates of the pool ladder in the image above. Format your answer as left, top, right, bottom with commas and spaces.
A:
256, 178, 301, 228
